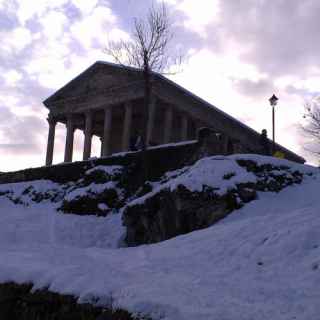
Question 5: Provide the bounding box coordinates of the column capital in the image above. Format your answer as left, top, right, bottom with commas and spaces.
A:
47, 116, 57, 126
66, 113, 76, 120
64, 114, 76, 132
84, 110, 94, 117
124, 100, 133, 108
102, 105, 112, 111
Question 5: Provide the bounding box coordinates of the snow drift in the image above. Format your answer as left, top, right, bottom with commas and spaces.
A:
0, 155, 319, 320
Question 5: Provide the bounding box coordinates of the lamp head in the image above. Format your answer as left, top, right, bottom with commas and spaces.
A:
269, 94, 279, 106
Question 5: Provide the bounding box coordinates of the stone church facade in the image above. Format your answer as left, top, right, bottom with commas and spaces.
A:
43, 61, 304, 165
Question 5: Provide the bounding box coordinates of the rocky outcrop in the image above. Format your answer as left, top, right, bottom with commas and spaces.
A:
0, 165, 132, 216
123, 158, 307, 246
124, 185, 240, 245
58, 166, 125, 216
0, 282, 141, 320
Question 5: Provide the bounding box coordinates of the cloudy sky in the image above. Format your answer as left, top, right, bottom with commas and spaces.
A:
0, 0, 319, 171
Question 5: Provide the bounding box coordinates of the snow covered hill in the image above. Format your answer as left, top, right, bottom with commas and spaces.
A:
0, 155, 319, 319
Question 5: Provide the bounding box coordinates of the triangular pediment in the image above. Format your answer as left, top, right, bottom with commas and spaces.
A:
43, 61, 143, 107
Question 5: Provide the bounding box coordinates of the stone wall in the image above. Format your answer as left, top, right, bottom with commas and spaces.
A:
0, 133, 238, 217
0, 127, 305, 188
0, 142, 199, 185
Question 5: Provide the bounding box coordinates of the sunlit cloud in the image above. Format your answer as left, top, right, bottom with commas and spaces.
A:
72, 0, 99, 15
1, 27, 33, 53
70, 5, 117, 48
4, 70, 22, 86
38, 10, 68, 40
162, 0, 220, 36
177, 0, 220, 35
16, 0, 69, 25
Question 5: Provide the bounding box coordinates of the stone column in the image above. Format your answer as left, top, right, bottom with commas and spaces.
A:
181, 114, 188, 141
64, 115, 75, 163
223, 135, 230, 154
100, 137, 103, 157
121, 102, 133, 151
163, 106, 173, 144
146, 97, 156, 146
45, 117, 56, 166
101, 107, 112, 157
83, 111, 93, 160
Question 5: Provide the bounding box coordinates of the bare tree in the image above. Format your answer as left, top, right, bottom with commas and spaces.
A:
302, 96, 320, 156
105, 2, 182, 146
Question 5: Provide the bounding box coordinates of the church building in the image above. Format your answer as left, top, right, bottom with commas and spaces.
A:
43, 61, 305, 165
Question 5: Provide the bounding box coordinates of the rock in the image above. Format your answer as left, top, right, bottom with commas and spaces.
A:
123, 158, 308, 246
59, 188, 122, 216
0, 282, 138, 320
123, 186, 240, 246
237, 184, 257, 203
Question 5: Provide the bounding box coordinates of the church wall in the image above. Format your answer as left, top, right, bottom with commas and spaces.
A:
153, 79, 262, 151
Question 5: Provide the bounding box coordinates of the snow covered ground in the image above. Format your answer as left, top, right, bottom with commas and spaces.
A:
0, 156, 319, 319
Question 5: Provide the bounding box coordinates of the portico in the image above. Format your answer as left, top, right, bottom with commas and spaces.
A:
45, 96, 197, 166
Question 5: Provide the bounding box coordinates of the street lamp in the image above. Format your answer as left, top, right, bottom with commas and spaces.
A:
269, 94, 278, 155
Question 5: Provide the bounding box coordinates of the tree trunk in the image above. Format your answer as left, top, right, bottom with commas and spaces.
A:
141, 52, 151, 180
143, 52, 151, 145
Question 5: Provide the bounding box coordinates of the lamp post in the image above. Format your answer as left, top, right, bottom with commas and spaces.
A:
269, 94, 279, 155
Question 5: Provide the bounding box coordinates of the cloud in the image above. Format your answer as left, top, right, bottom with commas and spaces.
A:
176, 0, 220, 36
0, 143, 39, 153
0, 0, 128, 170
70, 5, 117, 49
233, 78, 275, 100
1, 27, 33, 53
206, 0, 320, 79
0, 107, 45, 156
16, 0, 69, 25
38, 10, 68, 40
72, 0, 99, 15
4, 70, 22, 86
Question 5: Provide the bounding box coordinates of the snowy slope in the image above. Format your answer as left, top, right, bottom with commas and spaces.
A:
0, 156, 319, 319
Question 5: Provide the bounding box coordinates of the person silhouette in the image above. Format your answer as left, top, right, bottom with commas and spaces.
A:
259, 129, 270, 155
